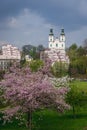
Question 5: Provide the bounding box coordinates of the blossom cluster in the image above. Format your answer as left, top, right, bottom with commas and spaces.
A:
0, 61, 70, 124
49, 76, 70, 88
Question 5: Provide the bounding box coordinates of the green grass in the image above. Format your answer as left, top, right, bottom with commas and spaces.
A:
70, 80, 87, 92
1, 109, 87, 130
34, 109, 87, 130
1, 80, 87, 130
0, 123, 29, 130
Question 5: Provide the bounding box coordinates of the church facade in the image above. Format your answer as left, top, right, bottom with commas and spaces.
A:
48, 28, 65, 50
41, 28, 69, 64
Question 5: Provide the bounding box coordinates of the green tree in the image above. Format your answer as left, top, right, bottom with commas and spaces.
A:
37, 44, 45, 52
29, 60, 44, 72
22, 45, 40, 60
76, 56, 87, 74
29, 47, 37, 60
83, 39, 87, 55
0, 61, 69, 129
68, 61, 78, 77
67, 43, 87, 78
67, 43, 78, 61
51, 61, 68, 77
77, 46, 86, 56
0, 70, 5, 81
66, 84, 87, 118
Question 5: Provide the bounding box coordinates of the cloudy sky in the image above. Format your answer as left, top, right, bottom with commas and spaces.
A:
0, 0, 87, 48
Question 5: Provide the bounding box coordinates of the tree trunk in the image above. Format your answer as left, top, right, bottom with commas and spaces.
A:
27, 109, 32, 130
72, 106, 76, 118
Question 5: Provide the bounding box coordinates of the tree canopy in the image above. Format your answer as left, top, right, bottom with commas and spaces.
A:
0, 61, 70, 128
67, 43, 87, 78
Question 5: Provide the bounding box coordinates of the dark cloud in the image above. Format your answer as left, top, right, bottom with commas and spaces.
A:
0, 0, 23, 20
0, 0, 87, 47
0, 0, 87, 31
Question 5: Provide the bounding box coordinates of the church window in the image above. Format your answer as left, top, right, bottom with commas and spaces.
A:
50, 44, 52, 47
56, 44, 58, 47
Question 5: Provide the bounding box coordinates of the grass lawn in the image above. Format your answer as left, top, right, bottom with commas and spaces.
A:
1, 109, 87, 130
1, 80, 87, 130
70, 80, 87, 92
34, 109, 87, 130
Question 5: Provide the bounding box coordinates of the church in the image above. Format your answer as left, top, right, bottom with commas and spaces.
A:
49, 28, 65, 50
41, 28, 69, 64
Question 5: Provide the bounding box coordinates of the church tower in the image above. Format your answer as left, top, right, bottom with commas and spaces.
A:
48, 28, 66, 50
48, 29, 54, 48
41, 28, 69, 64
59, 29, 65, 42
59, 29, 65, 50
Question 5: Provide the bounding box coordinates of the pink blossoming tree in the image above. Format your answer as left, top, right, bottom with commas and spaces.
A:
0, 61, 70, 129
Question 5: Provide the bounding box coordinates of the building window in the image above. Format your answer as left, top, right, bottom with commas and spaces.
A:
56, 44, 58, 47
62, 44, 63, 47
50, 44, 52, 47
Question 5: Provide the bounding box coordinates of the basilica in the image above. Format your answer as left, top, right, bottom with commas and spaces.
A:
41, 28, 69, 64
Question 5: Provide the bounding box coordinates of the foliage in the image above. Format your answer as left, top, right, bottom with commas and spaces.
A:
22, 44, 45, 60
0, 61, 70, 129
29, 47, 38, 60
77, 46, 86, 56
49, 76, 70, 88
1, 108, 87, 130
66, 82, 87, 117
83, 38, 87, 54
37, 45, 45, 52
22, 45, 35, 55
51, 61, 68, 77
0, 70, 5, 81
20, 58, 26, 67
22, 45, 38, 60
68, 56, 87, 78
29, 60, 43, 72
67, 43, 78, 61
67, 43, 87, 78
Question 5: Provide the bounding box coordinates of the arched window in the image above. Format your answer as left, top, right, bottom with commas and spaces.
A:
56, 44, 58, 47
50, 44, 52, 47
50, 38, 52, 41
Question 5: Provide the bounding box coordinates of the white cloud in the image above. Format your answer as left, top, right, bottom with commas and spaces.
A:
0, 8, 55, 48
0, 7, 87, 49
